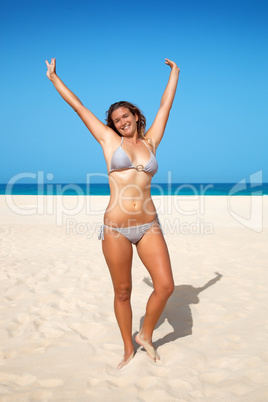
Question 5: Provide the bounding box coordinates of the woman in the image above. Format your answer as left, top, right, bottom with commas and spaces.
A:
46, 58, 180, 368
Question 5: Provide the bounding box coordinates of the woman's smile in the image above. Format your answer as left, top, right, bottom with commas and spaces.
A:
122, 123, 131, 131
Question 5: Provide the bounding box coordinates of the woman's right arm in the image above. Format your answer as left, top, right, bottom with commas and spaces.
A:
45, 58, 113, 145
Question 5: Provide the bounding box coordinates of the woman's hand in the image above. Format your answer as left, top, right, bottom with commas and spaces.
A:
165, 58, 180, 72
45, 58, 56, 80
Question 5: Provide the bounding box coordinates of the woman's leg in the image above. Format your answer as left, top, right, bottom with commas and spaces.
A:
102, 228, 134, 367
136, 223, 174, 359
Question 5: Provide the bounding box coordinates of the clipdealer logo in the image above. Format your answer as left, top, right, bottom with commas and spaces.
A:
4, 170, 265, 233
227, 170, 263, 232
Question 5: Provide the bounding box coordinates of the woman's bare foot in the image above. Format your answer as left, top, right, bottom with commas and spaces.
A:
135, 332, 160, 362
117, 350, 135, 369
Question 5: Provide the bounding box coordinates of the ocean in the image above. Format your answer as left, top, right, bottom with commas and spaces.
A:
0, 183, 267, 196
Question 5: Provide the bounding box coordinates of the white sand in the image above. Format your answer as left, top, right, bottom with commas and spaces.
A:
0, 195, 268, 401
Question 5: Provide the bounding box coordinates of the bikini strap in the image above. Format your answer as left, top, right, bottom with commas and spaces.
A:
141, 138, 153, 153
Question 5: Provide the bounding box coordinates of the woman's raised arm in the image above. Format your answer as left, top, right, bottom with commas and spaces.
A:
45, 58, 113, 145
146, 59, 180, 149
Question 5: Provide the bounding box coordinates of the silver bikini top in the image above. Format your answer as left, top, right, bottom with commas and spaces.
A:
109, 137, 158, 177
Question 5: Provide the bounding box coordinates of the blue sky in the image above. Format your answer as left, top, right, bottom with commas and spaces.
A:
1, 0, 267, 184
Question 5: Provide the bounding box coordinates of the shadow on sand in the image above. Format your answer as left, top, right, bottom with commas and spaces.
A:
135, 272, 222, 349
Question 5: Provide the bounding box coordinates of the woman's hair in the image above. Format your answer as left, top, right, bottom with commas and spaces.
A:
106, 101, 146, 138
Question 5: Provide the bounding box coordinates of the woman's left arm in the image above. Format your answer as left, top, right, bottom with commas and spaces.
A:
146, 59, 180, 150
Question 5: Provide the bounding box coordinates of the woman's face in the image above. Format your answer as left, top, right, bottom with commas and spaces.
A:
111, 107, 138, 137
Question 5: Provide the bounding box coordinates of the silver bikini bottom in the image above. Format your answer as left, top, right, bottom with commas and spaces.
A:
98, 214, 162, 245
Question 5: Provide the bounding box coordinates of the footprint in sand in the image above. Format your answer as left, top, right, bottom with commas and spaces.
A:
0, 372, 36, 386
87, 376, 101, 386
229, 382, 254, 397
38, 378, 64, 388
136, 376, 159, 390
167, 379, 193, 391
2, 350, 18, 360
199, 370, 229, 384
30, 390, 54, 400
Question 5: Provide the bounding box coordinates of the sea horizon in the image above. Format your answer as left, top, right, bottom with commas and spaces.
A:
1, 182, 267, 196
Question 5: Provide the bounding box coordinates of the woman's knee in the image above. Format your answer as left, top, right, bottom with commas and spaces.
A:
156, 280, 174, 299
114, 284, 132, 302
165, 281, 175, 298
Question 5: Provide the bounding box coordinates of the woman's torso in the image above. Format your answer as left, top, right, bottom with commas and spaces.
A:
103, 137, 158, 227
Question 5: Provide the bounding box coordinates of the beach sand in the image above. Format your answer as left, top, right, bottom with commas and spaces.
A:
0, 194, 268, 401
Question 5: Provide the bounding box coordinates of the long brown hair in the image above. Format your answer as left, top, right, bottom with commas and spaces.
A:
106, 101, 146, 138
